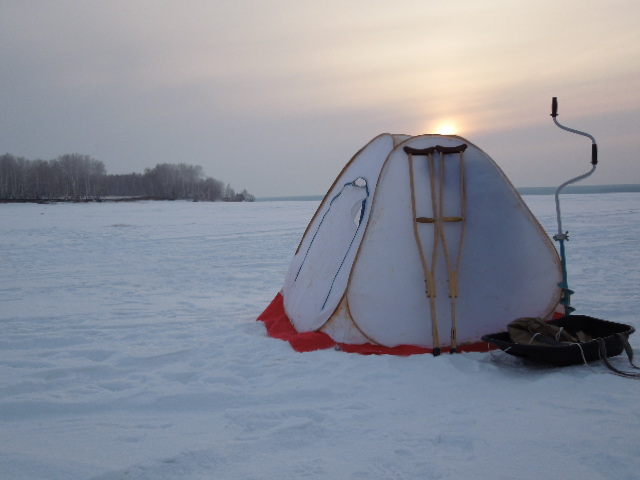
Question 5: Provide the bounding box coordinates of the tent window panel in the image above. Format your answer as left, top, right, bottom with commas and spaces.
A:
295, 179, 368, 313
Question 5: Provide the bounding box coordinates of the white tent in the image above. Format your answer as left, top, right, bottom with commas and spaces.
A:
260, 133, 563, 354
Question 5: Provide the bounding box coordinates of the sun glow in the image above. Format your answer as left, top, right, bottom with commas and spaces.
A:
435, 122, 458, 135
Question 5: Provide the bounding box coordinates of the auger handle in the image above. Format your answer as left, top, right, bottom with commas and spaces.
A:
551, 97, 597, 154
551, 97, 599, 243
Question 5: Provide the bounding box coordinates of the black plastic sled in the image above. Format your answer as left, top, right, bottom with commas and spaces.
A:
482, 315, 635, 367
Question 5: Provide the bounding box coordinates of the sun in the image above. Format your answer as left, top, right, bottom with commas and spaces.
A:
435, 122, 458, 135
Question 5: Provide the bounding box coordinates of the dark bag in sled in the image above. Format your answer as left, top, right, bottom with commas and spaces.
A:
482, 315, 635, 366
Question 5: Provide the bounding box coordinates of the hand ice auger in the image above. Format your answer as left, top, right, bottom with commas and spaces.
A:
550, 97, 598, 314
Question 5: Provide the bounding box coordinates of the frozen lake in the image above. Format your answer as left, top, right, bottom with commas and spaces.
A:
1, 194, 639, 479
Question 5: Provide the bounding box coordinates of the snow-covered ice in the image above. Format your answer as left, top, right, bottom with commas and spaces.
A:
1, 194, 639, 480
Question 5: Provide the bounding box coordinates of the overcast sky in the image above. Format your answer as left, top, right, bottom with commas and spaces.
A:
2, 1, 639, 197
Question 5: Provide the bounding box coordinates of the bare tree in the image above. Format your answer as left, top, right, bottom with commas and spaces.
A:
0, 154, 253, 202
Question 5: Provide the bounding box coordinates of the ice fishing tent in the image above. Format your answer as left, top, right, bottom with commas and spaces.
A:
258, 133, 564, 354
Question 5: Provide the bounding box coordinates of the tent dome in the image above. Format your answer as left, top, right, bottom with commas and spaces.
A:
259, 134, 563, 354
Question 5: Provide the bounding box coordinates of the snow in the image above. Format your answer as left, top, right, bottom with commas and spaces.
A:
1, 194, 639, 480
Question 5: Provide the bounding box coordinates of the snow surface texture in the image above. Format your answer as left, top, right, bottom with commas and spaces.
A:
1, 194, 639, 480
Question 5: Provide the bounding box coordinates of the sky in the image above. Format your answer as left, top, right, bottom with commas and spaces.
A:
1, 0, 639, 197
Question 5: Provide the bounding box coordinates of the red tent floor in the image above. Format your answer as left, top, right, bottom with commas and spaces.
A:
257, 293, 495, 356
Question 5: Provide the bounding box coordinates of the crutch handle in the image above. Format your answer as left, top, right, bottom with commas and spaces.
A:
435, 144, 468, 154
403, 146, 436, 155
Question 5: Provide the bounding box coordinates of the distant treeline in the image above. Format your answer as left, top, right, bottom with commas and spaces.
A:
0, 153, 254, 202
518, 184, 640, 195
